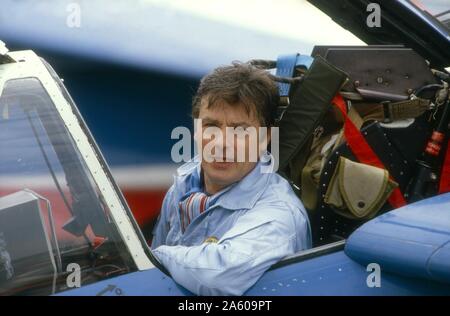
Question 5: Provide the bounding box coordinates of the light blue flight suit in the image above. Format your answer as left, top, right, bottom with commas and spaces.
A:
151, 156, 311, 296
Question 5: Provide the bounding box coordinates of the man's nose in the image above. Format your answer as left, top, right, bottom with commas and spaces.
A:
213, 127, 233, 159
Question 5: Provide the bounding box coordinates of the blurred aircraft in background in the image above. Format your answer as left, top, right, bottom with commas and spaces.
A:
0, 0, 447, 238
1, 0, 449, 296
0, 0, 365, 236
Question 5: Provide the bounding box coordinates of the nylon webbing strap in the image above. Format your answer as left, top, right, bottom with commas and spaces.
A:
332, 94, 407, 208
355, 98, 431, 123
276, 54, 299, 98
275, 54, 313, 98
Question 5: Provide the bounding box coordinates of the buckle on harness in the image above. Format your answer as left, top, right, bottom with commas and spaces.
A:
275, 107, 288, 123
381, 101, 392, 123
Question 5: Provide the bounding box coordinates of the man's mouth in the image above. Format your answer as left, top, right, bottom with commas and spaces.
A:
210, 161, 234, 170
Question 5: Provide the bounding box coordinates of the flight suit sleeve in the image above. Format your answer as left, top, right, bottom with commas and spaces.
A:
152, 203, 308, 296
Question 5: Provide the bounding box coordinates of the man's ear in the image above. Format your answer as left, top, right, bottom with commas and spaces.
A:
258, 125, 271, 156
194, 117, 203, 135
193, 118, 203, 156
267, 126, 272, 145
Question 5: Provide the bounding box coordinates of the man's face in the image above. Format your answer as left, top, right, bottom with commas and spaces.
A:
195, 97, 269, 194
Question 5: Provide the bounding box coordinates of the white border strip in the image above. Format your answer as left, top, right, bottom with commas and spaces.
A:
111, 164, 177, 189
0, 165, 177, 190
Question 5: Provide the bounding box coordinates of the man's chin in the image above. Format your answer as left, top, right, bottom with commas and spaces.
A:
203, 162, 238, 186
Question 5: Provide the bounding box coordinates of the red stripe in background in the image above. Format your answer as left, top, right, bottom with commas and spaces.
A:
0, 186, 167, 247
121, 189, 166, 227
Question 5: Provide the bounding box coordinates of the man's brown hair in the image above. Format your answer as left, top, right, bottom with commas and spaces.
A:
192, 62, 279, 126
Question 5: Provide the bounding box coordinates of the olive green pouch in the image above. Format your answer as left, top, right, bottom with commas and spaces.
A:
324, 156, 398, 220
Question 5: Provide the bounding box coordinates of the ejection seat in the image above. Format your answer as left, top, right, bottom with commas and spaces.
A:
271, 46, 445, 247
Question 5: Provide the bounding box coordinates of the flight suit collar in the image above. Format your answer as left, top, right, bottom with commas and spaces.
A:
175, 154, 274, 211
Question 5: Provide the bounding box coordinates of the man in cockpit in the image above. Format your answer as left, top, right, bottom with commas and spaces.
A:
151, 62, 311, 296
